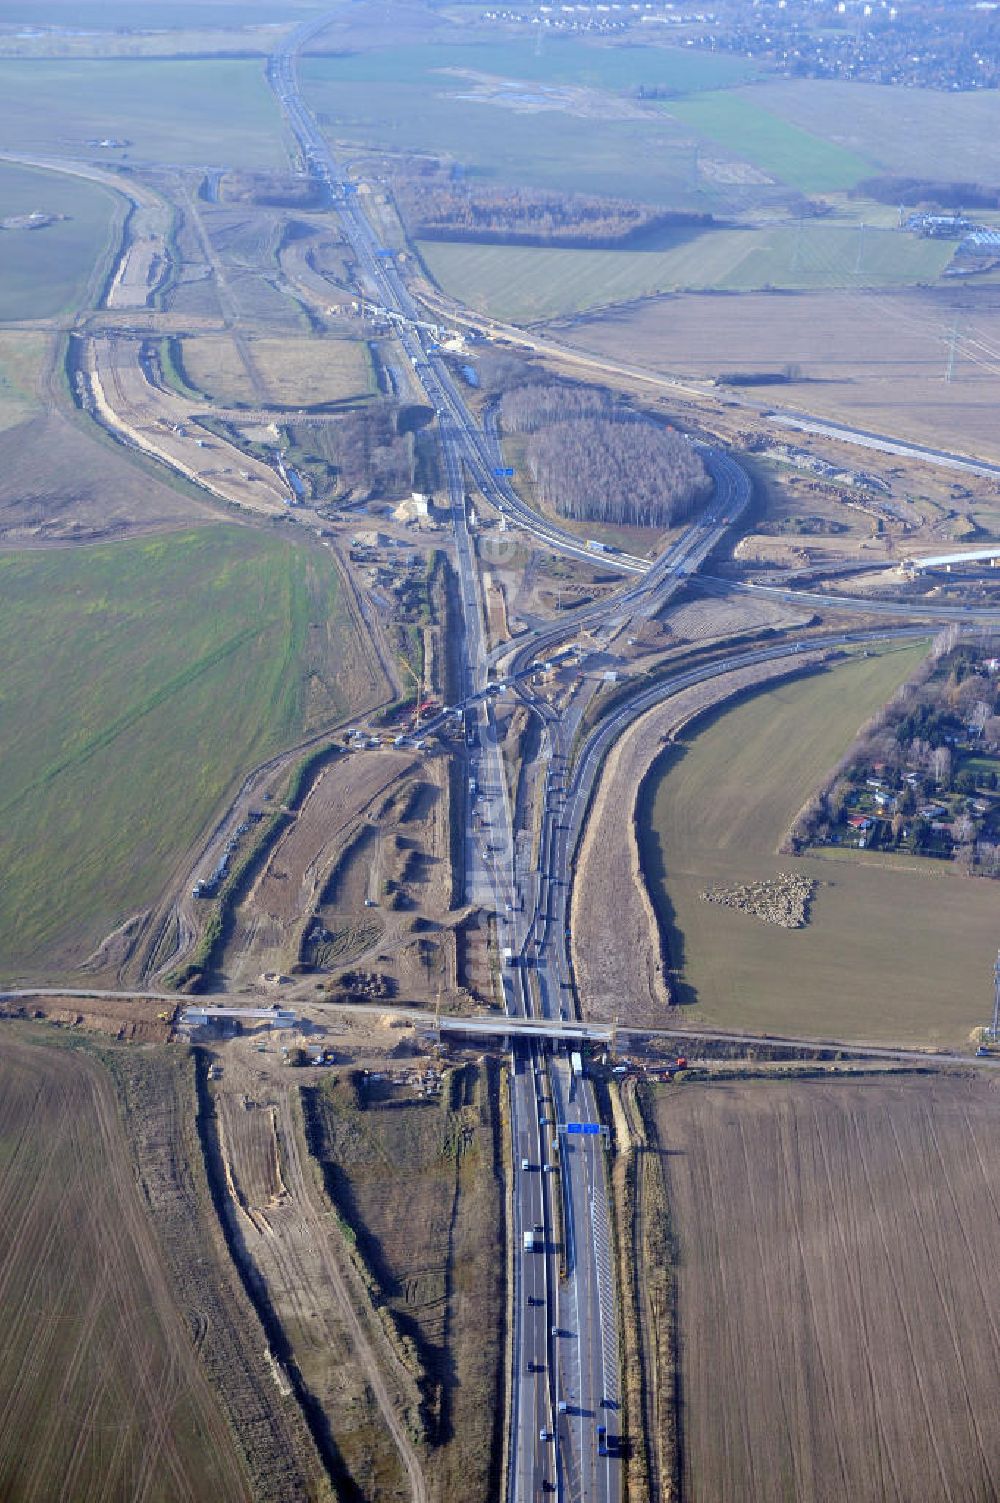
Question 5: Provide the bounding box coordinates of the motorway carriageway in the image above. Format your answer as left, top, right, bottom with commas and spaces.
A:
267, 23, 989, 1503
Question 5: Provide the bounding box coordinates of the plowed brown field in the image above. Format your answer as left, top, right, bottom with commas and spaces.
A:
651, 1076, 1000, 1503
0, 1033, 250, 1503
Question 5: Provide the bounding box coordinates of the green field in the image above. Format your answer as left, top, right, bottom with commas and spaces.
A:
744, 78, 1000, 185
0, 526, 370, 978
0, 329, 46, 428
0, 2, 312, 26
668, 90, 873, 192
304, 39, 757, 96
418, 220, 952, 321
302, 51, 721, 206
639, 644, 1000, 1046
0, 161, 120, 318
0, 58, 288, 167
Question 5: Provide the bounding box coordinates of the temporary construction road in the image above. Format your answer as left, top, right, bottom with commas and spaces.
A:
10, 13, 992, 1502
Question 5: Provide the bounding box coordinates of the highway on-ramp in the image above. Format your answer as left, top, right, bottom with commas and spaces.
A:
270, 22, 625, 1503
265, 21, 964, 1503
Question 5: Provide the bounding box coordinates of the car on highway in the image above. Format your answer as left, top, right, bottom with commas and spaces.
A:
521, 1157, 531, 1170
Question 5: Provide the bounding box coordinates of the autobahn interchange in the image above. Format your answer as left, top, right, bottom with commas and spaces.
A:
267, 19, 992, 1503
270, 25, 627, 1501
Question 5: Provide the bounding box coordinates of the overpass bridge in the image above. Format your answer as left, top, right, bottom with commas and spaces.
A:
435, 1015, 613, 1045
903, 546, 1000, 575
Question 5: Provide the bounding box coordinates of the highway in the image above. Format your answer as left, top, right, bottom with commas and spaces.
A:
265, 20, 979, 1503
265, 26, 901, 1501
270, 20, 624, 1503
699, 574, 1000, 624
8, 986, 999, 1073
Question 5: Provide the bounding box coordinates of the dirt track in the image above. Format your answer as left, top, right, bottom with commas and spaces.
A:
87, 333, 291, 516
253, 752, 416, 926
224, 750, 416, 986
571, 652, 829, 1024
213, 1067, 427, 1503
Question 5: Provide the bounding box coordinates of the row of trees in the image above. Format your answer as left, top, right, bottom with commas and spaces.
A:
499, 383, 709, 529
853, 175, 1000, 210
500, 382, 607, 433
395, 179, 710, 248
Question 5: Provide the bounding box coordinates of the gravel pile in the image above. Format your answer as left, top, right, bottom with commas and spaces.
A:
700, 872, 816, 928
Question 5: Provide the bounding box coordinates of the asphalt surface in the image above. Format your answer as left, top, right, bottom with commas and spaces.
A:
700, 574, 1000, 623
271, 23, 617, 1503
263, 23, 996, 1503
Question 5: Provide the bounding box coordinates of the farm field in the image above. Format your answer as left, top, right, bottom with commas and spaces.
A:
302, 58, 713, 207
0, 328, 46, 429
0, 1032, 251, 1503
0, 525, 378, 980
745, 78, 1000, 183
302, 38, 757, 96
667, 90, 872, 192
650, 1076, 1000, 1503
0, 401, 224, 541
0, 159, 120, 319
561, 284, 1000, 470
0, 58, 288, 167
306, 1061, 506, 1501
418, 222, 950, 322
639, 644, 1000, 1045
180, 333, 375, 409
0, 2, 315, 35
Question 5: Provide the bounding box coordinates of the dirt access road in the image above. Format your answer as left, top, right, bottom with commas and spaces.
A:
211, 1047, 428, 1503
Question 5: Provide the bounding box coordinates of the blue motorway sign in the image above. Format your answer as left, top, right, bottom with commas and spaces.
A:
493, 466, 515, 477
566, 1122, 600, 1135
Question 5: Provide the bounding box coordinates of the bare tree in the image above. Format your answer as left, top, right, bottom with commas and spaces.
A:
500, 383, 709, 529
954, 813, 977, 845
970, 699, 992, 734
932, 745, 953, 789
930, 624, 960, 661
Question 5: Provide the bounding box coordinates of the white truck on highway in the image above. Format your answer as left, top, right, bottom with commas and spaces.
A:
523, 1228, 538, 1252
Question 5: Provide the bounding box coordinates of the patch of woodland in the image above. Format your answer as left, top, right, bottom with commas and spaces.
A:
395, 171, 711, 247
213, 171, 326, 210
853, 175, 1000, 210
499, 381, 710, 528
283, 398, 423, 498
